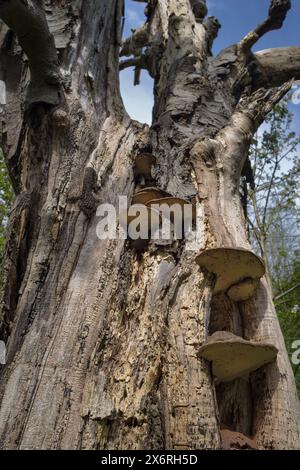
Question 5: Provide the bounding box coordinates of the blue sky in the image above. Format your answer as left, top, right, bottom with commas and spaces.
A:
120, 0, 300, 128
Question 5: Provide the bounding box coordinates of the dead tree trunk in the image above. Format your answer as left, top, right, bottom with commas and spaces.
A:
0, 0, 299, 450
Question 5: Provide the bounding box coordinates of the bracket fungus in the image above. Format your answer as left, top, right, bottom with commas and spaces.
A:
146, 196, 197, 224
134, 153, 156, 177
198, 331, 278, 382
227, 278, 260, 302
119, 204, 161, 238
132, 187, 172, 205
195, 247, 265, 301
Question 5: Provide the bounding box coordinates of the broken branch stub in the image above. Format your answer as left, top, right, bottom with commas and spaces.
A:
195, 247, 265, 301
198, 331, 278, 382
190, 0, 208, 21
239, 0, 291, 53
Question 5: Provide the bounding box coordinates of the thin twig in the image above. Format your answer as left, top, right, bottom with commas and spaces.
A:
274, 283, 300, 301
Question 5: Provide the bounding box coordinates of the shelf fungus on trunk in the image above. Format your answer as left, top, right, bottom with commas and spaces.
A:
132, 187, 172, 205
119, 203, 161, 240
198, 331, 278, 382
146, 197, 197, 224
195, 247, 265, 301
220, 426, 258, 450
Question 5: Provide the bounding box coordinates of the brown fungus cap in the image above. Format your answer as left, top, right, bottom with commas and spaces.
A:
134, 153, 156, 177
227, 278, 260, 302
119, 204, 161, 235
146, 197, 197, 223
195, 247, 265, 300
132, 188, 172, 205
147, 196, 189, 207
198, 331, 278, 382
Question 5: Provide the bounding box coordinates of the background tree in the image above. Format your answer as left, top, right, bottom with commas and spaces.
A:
0, 149, 14, 264
246, 99, 300, 397
247, 98, 300, 287
0, 0, 299, 450
275, 259, 300, 397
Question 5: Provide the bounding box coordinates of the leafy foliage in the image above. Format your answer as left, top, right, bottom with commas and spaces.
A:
247, 98, 300, 397
248, 97, 300, 280
275, 259, 300, 397
0, 149, 14, 262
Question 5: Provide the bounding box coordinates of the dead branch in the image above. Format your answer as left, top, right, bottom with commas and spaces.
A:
203, 16, 221, 53
239, 0, 291, 54
253, 46, 300, 88
120, 24, 150, 57
192, 81, 293, 181
119, 56, 147, 71
274, 283, 300, 301
0, 0, 61, 106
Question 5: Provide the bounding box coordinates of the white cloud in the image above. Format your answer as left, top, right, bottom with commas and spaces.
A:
126, 7, 144, 29
127, 8, 140, 23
